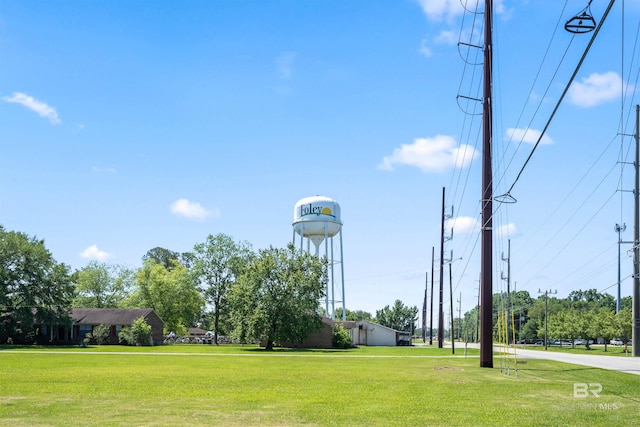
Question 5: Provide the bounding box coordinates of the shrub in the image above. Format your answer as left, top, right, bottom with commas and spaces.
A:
81, 333, 91, 348
332, 325, 352, 349
92, 324, 111, 345
119, 317, 153, 346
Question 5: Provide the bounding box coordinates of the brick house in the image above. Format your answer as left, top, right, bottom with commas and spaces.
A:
280, 317, 355, 348
38, 308, 165, 345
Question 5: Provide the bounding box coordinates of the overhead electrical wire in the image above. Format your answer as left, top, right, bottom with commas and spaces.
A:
493, 1, 572, 193
513, 134, 621, 272
447, 1, 623, 316
488, 1, 625, 309
496, 0, 617, 203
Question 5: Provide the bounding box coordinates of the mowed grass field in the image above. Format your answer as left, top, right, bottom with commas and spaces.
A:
0, 344, 638, 426
518, 344, 632, 356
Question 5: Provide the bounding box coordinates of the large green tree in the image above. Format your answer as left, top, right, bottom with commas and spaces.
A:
591, 308, 617, 351
334, 308, 372, 321
567, 289, 615, 312
616, 308, 632, 343
375, 300, 418, 333
192, 234, 253, 344
72, 261, 134, 308
0, 227, 73, 341
143, 247, 195, 269
230, 244, 326, 350
128, 259, 204, 335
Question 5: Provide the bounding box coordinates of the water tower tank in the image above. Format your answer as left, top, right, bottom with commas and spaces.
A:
293, 196, 342, 249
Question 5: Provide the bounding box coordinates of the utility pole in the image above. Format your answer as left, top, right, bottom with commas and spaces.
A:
480, 0, 494, 369
438, 187, 446, 349
422, 272, 427, 343
457, 292, 462, 343
515, 282, 521, 343
430, 247, 435, 345
615, 223, 626, 313
449, 262, 455, 354
634, 104, 640, 357
475, 282, 480, 343
539, 289, 557, 350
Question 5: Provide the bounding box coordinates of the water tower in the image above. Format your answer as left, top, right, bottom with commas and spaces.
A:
292, 195, 345, 320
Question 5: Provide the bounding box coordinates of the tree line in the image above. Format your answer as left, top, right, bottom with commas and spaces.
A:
457, 289, 632, 348
0, 226, 419, 347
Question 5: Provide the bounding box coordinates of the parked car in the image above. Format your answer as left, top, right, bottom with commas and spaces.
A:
610, 339, 623, 346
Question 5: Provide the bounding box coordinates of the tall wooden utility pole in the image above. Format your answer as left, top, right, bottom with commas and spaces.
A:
438, 187, 446, 349
422, 272, 427, 343
449, 262, 455, 354
480, 0, 494, 368
430, 246, 435, 345
634, 105, 640, 357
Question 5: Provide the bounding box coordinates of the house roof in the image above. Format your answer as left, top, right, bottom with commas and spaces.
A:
71, 308, 163, 326
356, 320, 400, 333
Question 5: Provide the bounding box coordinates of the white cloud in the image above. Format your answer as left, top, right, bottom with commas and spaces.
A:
379, 135, 478, 173
443, 217, 515, 237
445, 216, 479, 234
170, 198, 218, 220
506, 128, 553, 145
569, 72, 627, 107
416, 0, 465, 22
494, 0, 507, 16
420, 30, 458, 57
80, 245, 111, 261
434, 29, 457, 45
2, 92, 61, 124
275, 52, 296, 79
496, 222, 517, 237
419, 38, 433, 57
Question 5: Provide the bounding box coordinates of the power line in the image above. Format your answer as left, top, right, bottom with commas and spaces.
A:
497, 0, 617, 203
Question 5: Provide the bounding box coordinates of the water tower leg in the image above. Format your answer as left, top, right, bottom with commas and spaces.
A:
331, 235, 335, 320
324, 224, 329, 317
299, 224, 304, 250
340, 230, 346, 321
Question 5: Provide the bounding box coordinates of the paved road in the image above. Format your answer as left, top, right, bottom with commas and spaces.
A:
468, 343, 640, 375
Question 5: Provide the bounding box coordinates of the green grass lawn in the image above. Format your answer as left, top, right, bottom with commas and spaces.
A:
0, 344, 637, 426
517, 343, 633, 356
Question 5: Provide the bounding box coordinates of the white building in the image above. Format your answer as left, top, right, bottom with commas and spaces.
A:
351, 320, 410, 346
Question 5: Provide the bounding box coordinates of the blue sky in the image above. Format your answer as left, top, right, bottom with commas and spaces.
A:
2, 1, 640, 324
